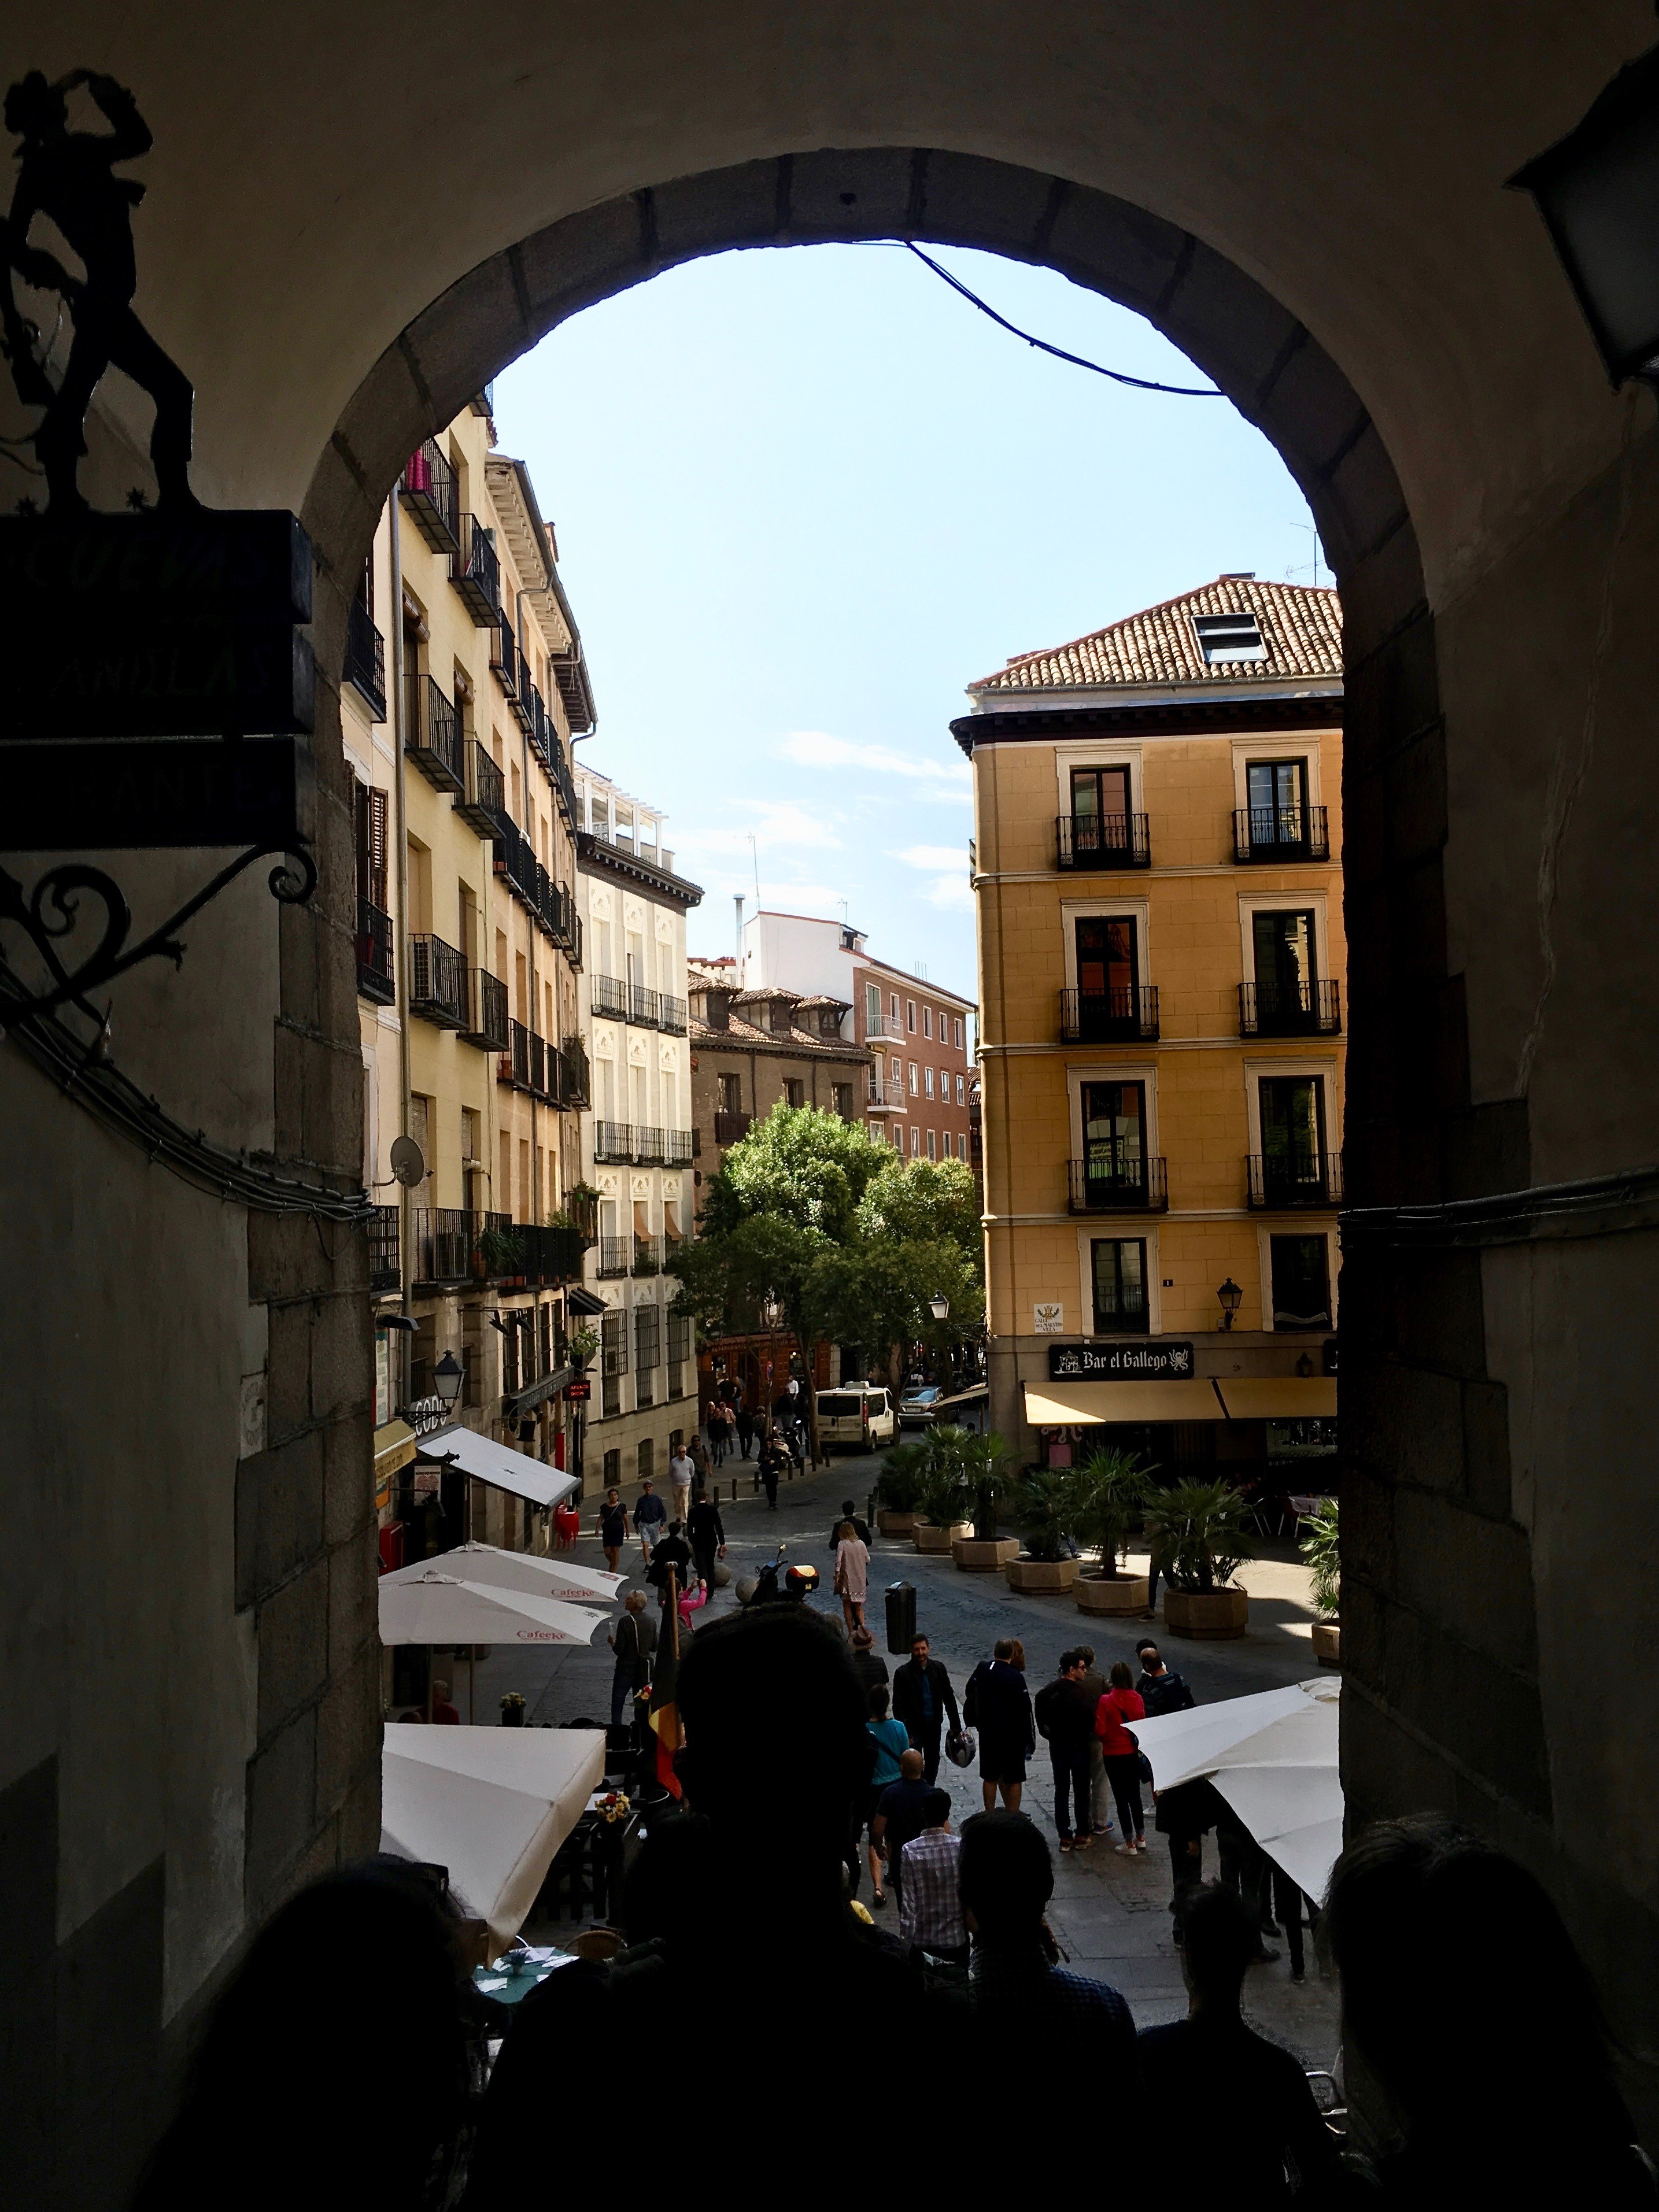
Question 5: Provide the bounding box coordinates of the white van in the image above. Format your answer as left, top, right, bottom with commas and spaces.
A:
814, 1384, 897, 1453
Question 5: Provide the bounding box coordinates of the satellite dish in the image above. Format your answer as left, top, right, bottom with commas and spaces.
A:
390, 1135, 426, 1188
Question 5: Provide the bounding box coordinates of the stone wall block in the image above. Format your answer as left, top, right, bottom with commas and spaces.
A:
235, 1430, 325, 1611
264, 1299, 312, 1445
1392, 1250, 1486, 1376
1460, 1378, 1516, 1521
340, 1767, 383, 1862
1384, 853, 1449, 985
1255, 336, 1368, 479
327, 1523, 380, 1677
255, 1559, 331, 1740
1348, 1360, 1466, 1492
247, 1212, 335, 1304
1162, 244, 1303, 398
1327, 420, 1409, 563
271, 1023, 306, 1160
1383, 723, 1449, 870
322, 1408, 375, 1549
922, 150, 1067, 256
276, 900, 322, 1033
1340, 1685, 1460, 1829
405, 254, 526, 429
1393, 1490, 1538, 1677
517, 197, 648, 327
243, 1711, 317, 1912
1339, 764, 1387, 892
650, 160, 781, 260
300, 432, 386, 600
789, 147, 917, 239
1338, 1461, 1396, 1585
310, 1292, 371, 1425
1443, 1098, 1530, 1203
315, 1644, 381, 1819
1045, 184, 1185, 313
1340, 519, 1428, 659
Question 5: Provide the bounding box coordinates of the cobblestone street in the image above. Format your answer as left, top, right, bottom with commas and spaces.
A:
466, 1448, 1343, 2066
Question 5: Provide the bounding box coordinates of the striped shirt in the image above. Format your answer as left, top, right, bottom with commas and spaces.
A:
900, 1827, 966, 1953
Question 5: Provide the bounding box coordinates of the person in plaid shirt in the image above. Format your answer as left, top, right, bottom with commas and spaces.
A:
899, 1789, 968, 1966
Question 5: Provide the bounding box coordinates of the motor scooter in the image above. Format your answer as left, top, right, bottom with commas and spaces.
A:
738, 1543, 820, 1606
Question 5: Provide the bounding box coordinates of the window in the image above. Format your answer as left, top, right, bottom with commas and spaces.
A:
354, 783, 389, 911
1270, 1236, 1332, 1330
1069, 765, 1133, 860
1259, 1075, 1327, 1182
908, 1062, 919, 1096
1073, 916, 1140, 1038
1246, 759, 1309, 845
954, 1018, 963, 1050
502, 1327, 520, 1397
637, 1437, 655, 1481
666, 1308, 691, 1399
832, 1082, 853, 1120
785, 1077, 806, 1108
603, 1448, 620, 1486
910, 1126, 921, 1157
719, 1071, 741, 1112
890, 992, 899, 1023
924, 1067, 934, 1099
926, 1130, 937, 1160
1193, 610, 1267, 664
891, 1125, 904, 1150
939, 1068, 948, 1097
907, 1000, 917, 1034
923, 1006, 933, 1038
1252, 909, 1317, 1020
890, 1054, 901, 1089
634, 1304, 660, 1405
1091, 1238, 1148, 1333
865, 982, 881, 1033
956, 1073, 966, 1105
601, 1310, 626, 1418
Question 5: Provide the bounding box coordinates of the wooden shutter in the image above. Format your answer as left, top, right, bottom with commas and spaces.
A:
356, 785, 389, 910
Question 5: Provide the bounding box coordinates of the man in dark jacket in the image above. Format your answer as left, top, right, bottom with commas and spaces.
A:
892, 1634, 961, 1784
829, 1497, 871, 1552
848, 1627, 889, 1704
1035, 1649, 1099, 1850
686, 1486, 726, 1600
1136, 1643, 1197, 1717
963, 1640, 1035, 1813
646, 1522, 694, 1614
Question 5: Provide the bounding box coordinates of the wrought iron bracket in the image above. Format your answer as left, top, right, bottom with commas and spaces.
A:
0, 841, 316, 1029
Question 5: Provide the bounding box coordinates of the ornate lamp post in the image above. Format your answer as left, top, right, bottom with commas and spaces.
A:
1217, 1277, 1243, 1333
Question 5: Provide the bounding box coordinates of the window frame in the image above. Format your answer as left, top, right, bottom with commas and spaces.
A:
1086, 1234, 1152, 1336
1257, 1225, 1338, 1333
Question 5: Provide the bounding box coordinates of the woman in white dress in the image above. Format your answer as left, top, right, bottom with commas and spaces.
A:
834, 1519, 871, 1636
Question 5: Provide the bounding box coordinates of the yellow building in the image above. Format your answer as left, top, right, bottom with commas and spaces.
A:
343, 393, 597, 1564
959, 578, 1343, 1489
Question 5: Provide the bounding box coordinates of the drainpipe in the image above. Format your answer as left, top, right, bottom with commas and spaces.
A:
390, 493, 413, 1399
515, 586, 545, 1434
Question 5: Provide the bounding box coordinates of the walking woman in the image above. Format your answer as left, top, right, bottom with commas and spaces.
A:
707, 1400, 729, 1468
1095, 1660, 1148, 1854
734, 1394, 755, 1460
834, 1516, 870, 1636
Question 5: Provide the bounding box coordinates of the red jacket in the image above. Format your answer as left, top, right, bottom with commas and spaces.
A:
1095, 1686, 1145, 1756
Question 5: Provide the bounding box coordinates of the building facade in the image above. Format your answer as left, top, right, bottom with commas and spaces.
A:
572, 772, 703, 1492
346, 398, 597, 1567
960, 578, 1343, 1487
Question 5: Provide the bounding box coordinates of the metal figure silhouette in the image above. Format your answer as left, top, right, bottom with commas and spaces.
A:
2, 69, 194, 512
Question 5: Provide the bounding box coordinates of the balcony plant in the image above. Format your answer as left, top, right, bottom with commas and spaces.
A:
1144, 1477, 1258, 1639
567, 1326, 599, 1375
475, 1223, 526, 1279
1299, 1495, 1341, 1663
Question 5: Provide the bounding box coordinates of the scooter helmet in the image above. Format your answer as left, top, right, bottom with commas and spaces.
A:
785, 1562, 820, 1596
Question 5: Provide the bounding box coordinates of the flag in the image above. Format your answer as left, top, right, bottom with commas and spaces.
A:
648, 1569, 683, 1797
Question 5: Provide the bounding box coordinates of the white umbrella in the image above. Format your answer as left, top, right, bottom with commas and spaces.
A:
382, 1725, 607, 1945
1135, 1678, 1343, 1902
379, 1571, 606, 1648
383, 1540, 623, 1608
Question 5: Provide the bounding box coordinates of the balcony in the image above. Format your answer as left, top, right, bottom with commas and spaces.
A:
404, 672, 463, 791
561, 1037, 591, 1108
635, 1125, 668, 1165
1067, 1157, 1169, 1213
478, 1212, 524, 1283
659, 993, 688, 1035
527, 686, 549, 762
520, 1222, 583, 1285
664, 1129, 694, 1166
455, 739, 504, 834
400, 441, 460, 554
594, 1120, 635, 1164
1093, 1290, 1150, 1336
489, 613, 519, 704
1233, 805, 1331, 864
460, 967, 508, 1053
408, 934, 466, 1028
412, 1207, 475, 1287
529, 858, 555, 939
356, 896, 394, 1005
864, 1011, 893, 1040
343, 598, 386, 722
714, 1109, 753, 1147
490, 810, 531, 901
1247, 1151, 1344, 1209
597, 1236, 630, 1280
451, 513, 500, 623
502, 1019, 550, 1098
628, 982, 660, 1028
631, 1234, 663, 1277
864, 1075, 900, 1111
369, 1204, 400, 1292
1059, 985, 1160, 1044
548, 880, 578, 954
1239, 978, 1342, 1037
591, 974, 626, 1020
1056, 812, 1152, 870
508, 667, 535, 735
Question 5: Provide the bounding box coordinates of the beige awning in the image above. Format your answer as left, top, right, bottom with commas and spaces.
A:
1025, 1377, 1336, 1425
374, 1418, 417, 1475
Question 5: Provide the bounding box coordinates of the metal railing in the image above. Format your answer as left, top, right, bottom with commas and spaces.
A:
1239, 978, 1342, 1036
1067, 1156, 1169, 1213
1056, 812, 1152, 869
504, 1020, 549, 1097
561, 1037, 591, 1107
356, 896, 394, 1005
864, 1010, 892, 1040
628, 982, 660, 1027
597, 1236, 630, 1279
412, 1207, 475, 1285
489, 612, 518, 703
1058, 985, 1160, 1042
1247, 1151, 1344, 1209
1091, 1286, 1150, 1334
664, 1129, 694, 1165
343, 598, 386, 721
714, 1109, 752, 1147
519, 1222, 583, 1284
368, 1204, 400, 1292
594, 1120, 635, 1163
460, 967, 508, 1052
408, 934, 466, 1027
404, 672, 463, 790
452, 513, 500, 623
635, 1125, 668, 1164
489, 810, 531, 901
478, 1211, 523, 1282
865, 1075, 900, 1109
455, 739, 504, 833
631, 1234, 663, 1277
1233, 805, 1330, 863
590, 974, 626, 1020
400, 440, 459, 553
659, 993, 688, 1035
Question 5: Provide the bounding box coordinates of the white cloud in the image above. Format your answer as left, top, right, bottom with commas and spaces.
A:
892, 844, 971, 872
677, 797, 842, 855
923, 874, 976, 912
780, 729, 971, 787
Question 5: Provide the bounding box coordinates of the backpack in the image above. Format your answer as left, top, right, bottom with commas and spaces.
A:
1142, 1671, 1195, 1718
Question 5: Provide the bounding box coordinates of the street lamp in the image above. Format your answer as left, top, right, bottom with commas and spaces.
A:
928, 1295, 950, 1323
1509, 42, 1659, 386
1217, 1278, 1243, 1332
434, 1350, 465, 1405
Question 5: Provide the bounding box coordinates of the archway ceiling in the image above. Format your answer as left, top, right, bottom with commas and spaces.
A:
3, 3, 1647, 601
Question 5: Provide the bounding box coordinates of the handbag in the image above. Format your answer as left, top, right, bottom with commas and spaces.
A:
945, 1728, 976, 1768
1122, 1723, 1155, 1785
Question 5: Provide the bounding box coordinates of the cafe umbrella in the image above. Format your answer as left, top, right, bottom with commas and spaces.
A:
381, 1539, 625, 1609
379, 1570, 606, 1721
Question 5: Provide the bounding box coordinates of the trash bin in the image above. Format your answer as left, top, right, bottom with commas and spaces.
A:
885, 1580, 917, 1655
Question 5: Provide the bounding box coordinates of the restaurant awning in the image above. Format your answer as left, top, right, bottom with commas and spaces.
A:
416, 1423, 578, 1509
379, 1571, 604, 1647
382, 1725, 607, 1945
1024, 1376, 1337, 1425
373, 1418, 417, 1477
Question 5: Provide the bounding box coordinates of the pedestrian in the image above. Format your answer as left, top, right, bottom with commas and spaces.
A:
1263, 1862, 1310, 1984
759, 1437, 782, 1510
963, 1638, 1035, 1813
1074, 1645, 1113, 1839
848, 1626, 889, 1705
607, 1590, 656, 1728
892, 1634, 961, 1784
647, 1521, 694, 1616
735, 1396, 755, 1460
834, 1516, 870, 1636
430, 1678, 460, 1726
1139, 1883, 1339, 2203
828, 1495, 870, 1552
553, 1497, 581, 1550
1136, 1642, 1196, 1716
870, 1745, 933, 1911
1152, 1777, 1217, 1919
1035, 1648, 1098, 1852
898, 1789, 968, 1967
863, 1684, 910, 1908
596, 1486, 630, 1574
707, 1400, 729, 1468
686, 1484, 726, 1602
1215, 1799, 1281, 1959
668, 1440, 695, 1523
1094, 1660, 1148, 1853
633, 1476, 666, 1562
958, 1810, 1137, 2061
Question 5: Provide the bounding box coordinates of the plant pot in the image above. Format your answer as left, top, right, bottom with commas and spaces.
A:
912, 1519, 971, 1553
952, 1535, 1019, 1571
876, 1509, 915, 1536
1311, 1618, 1341, 1664
1005, 1555, 1080, 1593
1163, 1586, 1249, 1640
1076, 1573, 1150, 1615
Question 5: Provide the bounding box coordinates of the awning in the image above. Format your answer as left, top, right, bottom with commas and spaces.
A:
1024, 1376, 1336, 1425
382, 1540, 624, 1608
416, 1423, 577, 1509
504, 1366, 573, 1422
381, 1725, 607, 1945
374, 1418, 417, 1477
567, 1287, 608, 1316
379, 1570, 605, 1647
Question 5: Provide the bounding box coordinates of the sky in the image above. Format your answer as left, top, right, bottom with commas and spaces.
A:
494, 244, 1325, 1004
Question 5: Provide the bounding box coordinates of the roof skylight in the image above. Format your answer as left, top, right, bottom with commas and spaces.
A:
1193, 611, 1268, 665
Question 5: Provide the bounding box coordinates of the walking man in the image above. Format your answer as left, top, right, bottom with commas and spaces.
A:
1075, 1645, 1112, 1839
734, 1396, 755, 1460
686, 1484, 726, 1603
647, 1521, 694, 1619
1035, 1648, 1098, 1851
870, 1747, 933, 1912
1136, 1643, 1196, 1716
607, 1591, 656, 1728
669, 1440, 696, 1521
759, 1436, 784, 1510
892, 1634, 960, 1785
898, 1790, 967, 1966
633, 1476, 666, 1562
963, 1639, 1034, 1814
596, 1486, 630, 1574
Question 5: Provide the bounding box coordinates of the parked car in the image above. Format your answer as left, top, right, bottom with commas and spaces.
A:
899, 1385, 945, 1428
814, 1384, 897, 1453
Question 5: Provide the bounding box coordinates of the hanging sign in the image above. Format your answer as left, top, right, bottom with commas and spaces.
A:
1048, 1341, 1195, 1381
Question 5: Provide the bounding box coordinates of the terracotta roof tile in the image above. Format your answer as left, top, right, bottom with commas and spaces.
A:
970, 578, 1342, 695
689, 1013, 871, 1063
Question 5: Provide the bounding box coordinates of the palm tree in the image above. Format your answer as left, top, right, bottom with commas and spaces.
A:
925, 1425, 1019, 1540
1143, 1477, 1258, 1593
1070, 1446, 1154, 1580
1299, 1496, 1339, 1619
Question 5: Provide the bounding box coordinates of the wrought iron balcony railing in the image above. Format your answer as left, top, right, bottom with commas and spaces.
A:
489, 612, 518, 703
368, 1204, 400, 1292
489, 810, 531, 901
356, 896, 394, 1005
591, 974, 626, 1020
1067, 1156, 1169, 1213
400, 440, 459, 554
518, 1222, 583, 1285
408, 933, 466, 1028
455, 739, 504, 834
1233, 805, 1331, 864
404, 672, 463, 791
460, 967, 508, 1053
1239, 978, 1342, 1037
664, 1129, 694, 1165
628, 982, 660, 1028
1092, 1286, 1150, 1335
343, 597, 387, 722
412, 1206, 475, 1286
597, 1235, 630, 1280
1056, 812, 1152, 869
502, 1019, 550, 1098
1058, 985, 1160, 1043
451, 513, 500, 623
594, 1120, 635, 1163
659, 993, 688, 1035
714, 1109, 753, 1147
561, 1037, 591, 1108
1247, 1151, 1344, 1209
635, 1125, 668, 1165
631, 1234, 663, 1277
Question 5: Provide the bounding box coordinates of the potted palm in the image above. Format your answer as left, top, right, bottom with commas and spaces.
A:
910, 1453, 972, 1553
1005, 1466, 1082, 1592
876, 1441, 928, 1536
1300, 1496, 1340, 1663
1144, 1477, 1258, 1638
944, 1429, 1021, 1571
1072, 1447, 1155, 1615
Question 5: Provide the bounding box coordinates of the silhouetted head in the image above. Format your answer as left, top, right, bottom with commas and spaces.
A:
667, 1519, 683, 1537
692, 1485, 707, 1503
921, 1788, 952, 1828
899, 1747, 925, 1780
841, 1499, 857, 1518
959, 1810, 1052, 1943
868, 1682, 891, 1719
1109, 1661, 1133, 1690
605, 1486, 619, 1504
993, 1638, 1014, 1662
5, 73, 65, 142
1176, 1881, 1257, 2005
